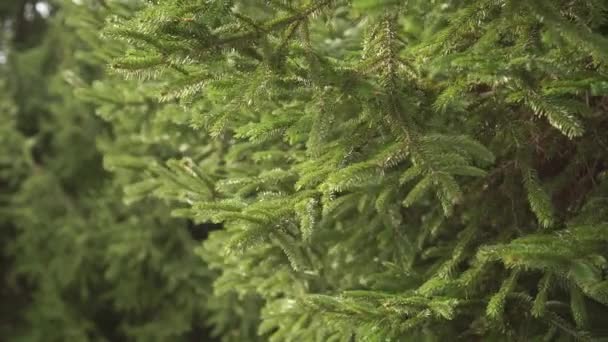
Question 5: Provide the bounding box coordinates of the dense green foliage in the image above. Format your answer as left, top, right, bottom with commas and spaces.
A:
2, 0, 608, 341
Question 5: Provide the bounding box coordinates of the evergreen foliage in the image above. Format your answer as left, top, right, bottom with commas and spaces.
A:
1, 1, 252, 340
2, 0, 608, 341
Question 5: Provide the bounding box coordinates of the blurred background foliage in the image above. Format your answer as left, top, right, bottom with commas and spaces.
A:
0, 1, 252, 341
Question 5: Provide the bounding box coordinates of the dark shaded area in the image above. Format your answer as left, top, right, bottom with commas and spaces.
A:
187, 220, 223, 242
187, 314, 222, 342
7, 0, 48, 48
0, 225, 30, 338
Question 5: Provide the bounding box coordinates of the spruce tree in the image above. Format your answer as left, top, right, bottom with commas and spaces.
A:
99, 0, 608, 340
2, 0, 608, 341
1, 1, 253, 340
